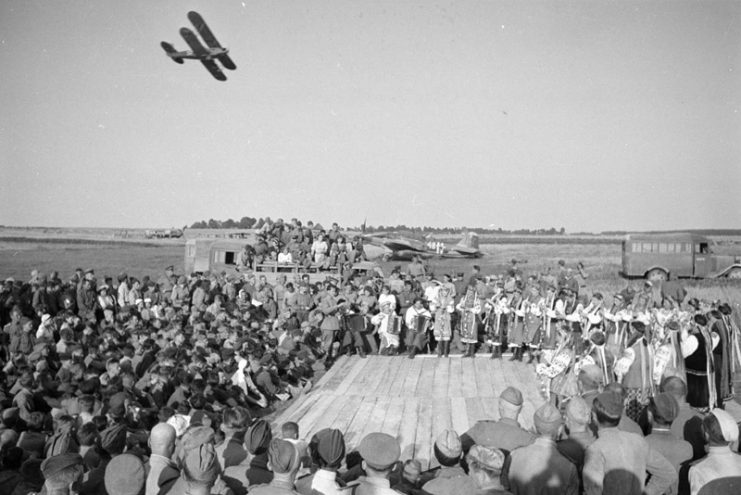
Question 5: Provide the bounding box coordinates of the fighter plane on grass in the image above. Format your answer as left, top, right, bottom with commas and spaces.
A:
161, 11, 236, 81
362, 229, 483, 261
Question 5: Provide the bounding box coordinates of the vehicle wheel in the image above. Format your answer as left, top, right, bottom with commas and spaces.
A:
726, 267, 741, 279
646, 269, 668, 282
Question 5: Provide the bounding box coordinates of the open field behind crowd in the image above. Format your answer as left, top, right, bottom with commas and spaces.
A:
2, 236, 740, 303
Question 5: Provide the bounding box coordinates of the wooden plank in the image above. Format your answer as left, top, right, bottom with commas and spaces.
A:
277, 392, 322, 429
359, 396, 391, 442
333, 357, 372, 397
312, 355, 349, 391
451, 397, 470, 435
325, 394, 364, 437
366, 357, 394, 397
473, 356, 494, 398
343, 397, 377, 451
380, 396, 405, 438
311, 393, 360, 434
398, 398, 419, 461
460, 358, 478, 397
448, 357, 463, 397
414, 397, 434, 471
376, 358, 404, 397
401, 355, 424, 397
296, 393, 337, 439
490, 356, 509, 396
387, 356, 412, 397
431, 356, 450, 399
416, 358, 436, 397
465, 396, 487, 425
317, 355, 357, 393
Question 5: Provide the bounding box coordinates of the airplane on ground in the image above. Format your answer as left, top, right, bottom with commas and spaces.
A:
161, 11, 236, 81
362, 230, 483, 261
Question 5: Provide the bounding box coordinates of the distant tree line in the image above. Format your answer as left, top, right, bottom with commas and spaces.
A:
188, 218, 568, 235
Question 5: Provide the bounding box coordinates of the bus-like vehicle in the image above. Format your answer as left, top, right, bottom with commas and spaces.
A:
184, 239, 383, 283
621, 233, 741, 281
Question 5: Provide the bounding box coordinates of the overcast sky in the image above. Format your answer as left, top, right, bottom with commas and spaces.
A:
1, 0, 739, 232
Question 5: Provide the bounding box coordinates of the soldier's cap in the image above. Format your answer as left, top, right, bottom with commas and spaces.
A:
358, 432, 400, 470
594, 392, 623, 419
435, 429, 462, 458
499, 386, 523, 407
183, 443, 218, 483
710, 408, 739, 443
310, 428, 345, 467
181, 426, 215, 452
578, 364, 604, 387
268, 438, 299, 474
534, 403, 563, 434
651, 393, 679, 424
565, 397, 592, 425
40, 453, 82, 478
467, 445, 505, 472
104, 453, 145, 495
246, 419, 272, 455
100, 423, 127, 455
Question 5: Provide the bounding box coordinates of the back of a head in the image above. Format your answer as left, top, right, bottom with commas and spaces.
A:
660, 376, 687, 399
593, 392, 623, 427
183, 443, 218, 485
309, 428, 345, 469
222, 406, 251, 432
534, 404, 563, 438
565, 397, 592, 432
433, 430, 462, 467
603, 382, 626, 400
498, 386, 523, 419
466, 445, 505, 480
149, 422, 176, 457
268, 438, 300, 476
104, 453, 145, 495
281, 421, 299, 440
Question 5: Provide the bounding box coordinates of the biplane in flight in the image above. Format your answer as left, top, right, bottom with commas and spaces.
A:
161, 11, 236, 81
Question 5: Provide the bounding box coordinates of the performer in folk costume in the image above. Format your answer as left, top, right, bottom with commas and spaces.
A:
539, 285, 559, 354
430, 282, 456, 357
613, 319, 655, 422
371, 301, 402, 355
578, 330, 615, 386
602, 292, 631, 362
537, 329, 579, 407
507, 287, 526, 361
404, 297, 431, 359
651, 317, 686, 383
708, 306, 733, 404
523, 286, 544, 363
718, 302, 741, 396
484, 293, 510, 359
683, 313, 720, 409
457, 282, 482, 358
579, 292, 604, 338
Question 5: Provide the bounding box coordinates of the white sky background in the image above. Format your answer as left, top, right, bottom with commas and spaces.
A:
1, 0, 739, 232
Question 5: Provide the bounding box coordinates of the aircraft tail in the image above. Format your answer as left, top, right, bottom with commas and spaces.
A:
160, 42, 184, 64
457, 231, 479, 250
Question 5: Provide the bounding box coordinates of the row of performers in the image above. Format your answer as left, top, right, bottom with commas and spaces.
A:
333, 283, 741, 412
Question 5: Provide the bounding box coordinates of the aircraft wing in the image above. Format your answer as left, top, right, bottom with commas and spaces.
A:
383, 239, 427, 253
200, 60, 227, 81
188, 11, 236, 70
180, 27, 209, 56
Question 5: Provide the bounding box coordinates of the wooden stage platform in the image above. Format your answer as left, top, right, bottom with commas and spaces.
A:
271, 354, 546, 471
